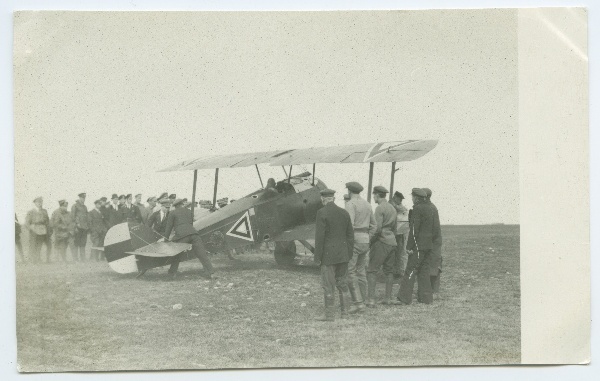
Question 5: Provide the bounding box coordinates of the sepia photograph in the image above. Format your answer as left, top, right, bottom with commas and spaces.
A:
8, 4, 589, 375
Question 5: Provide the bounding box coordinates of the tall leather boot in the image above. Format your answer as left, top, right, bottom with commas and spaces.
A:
315, 295, 335, 321
339, 290, 352, 318
366, 273, 377, 308
358, 281, 368, 306
382, 273, 394, 305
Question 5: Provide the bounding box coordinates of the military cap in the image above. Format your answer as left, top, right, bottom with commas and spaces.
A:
119, 195, 126, 200
111, 194, 118, 200
320, 189, 336, 197
345, 181, 364, 193
58, 199, 67, 206
372, 185, 389, 194
147, 196, 157, 203
126, 194, 132, 199
182, 198, 188, 203
169, 194, 177, 199
78, 192, 86, 198
160, 198, 172, 205
33, 196, 43, 203
171, 198, 184, 207
422, 188, 432, 198
411, 188, 427, 197
393, 191, 404, 200
100, 197, 107, 202
94, 199, 102, 205
159, 192, 169, 200
343, 194, 351, 201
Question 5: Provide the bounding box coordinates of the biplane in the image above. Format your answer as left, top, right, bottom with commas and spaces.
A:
102, 140, 438, 276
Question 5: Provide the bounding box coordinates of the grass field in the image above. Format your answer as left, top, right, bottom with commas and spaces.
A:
16, 225, 520, 371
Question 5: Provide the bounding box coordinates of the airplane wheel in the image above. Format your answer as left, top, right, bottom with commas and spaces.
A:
274, 241, 297, 266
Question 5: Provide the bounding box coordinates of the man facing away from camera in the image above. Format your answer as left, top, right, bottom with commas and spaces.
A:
163, 198, 215, 280
396, 188, 435, 305
313, 189, 354, 322
422, 188, 443, 293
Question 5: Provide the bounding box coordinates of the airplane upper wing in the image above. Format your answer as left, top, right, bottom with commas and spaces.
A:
158, 140, 437, 172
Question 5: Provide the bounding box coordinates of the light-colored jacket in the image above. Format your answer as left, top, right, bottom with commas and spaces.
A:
345, 195, 377, 244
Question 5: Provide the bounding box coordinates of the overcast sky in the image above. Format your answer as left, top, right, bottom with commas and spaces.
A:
13, 9, 518, 224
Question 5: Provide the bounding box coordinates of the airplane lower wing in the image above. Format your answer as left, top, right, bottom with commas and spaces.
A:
272, 223, 316, 242
126, 242, 192, 257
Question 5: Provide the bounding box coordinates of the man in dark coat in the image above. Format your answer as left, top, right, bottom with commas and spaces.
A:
313, 189, 354, 321
147, 199, 171, 237
51, 200, 75, 262
89, 200, 108, 261
106, 194, 123, 228
164, 198, 215, 279
396, 188, 436, 305
423, 188, 443, 293
119, 194, 143, 224
71, 192, 90, 261
26, 197, 52, 263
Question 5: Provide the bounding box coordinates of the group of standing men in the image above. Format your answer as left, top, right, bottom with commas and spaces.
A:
18, 192, 182, 263
313, 182, 442, 321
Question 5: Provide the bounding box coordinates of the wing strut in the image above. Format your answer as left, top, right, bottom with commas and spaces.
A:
367, 162, 375, 202
312, 163, 316, 185
389, 162, 396, 201
192, 169, 198, 216
212, 168, 219, 209
288, 165, 293, 183
255, 164, 264, 188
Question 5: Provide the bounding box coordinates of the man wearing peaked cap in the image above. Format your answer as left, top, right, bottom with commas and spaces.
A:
314, 188, 354, 321
345, 181, 364, 194
51, 199, 74, 262
344, 181, 376, 313
390, 191, 410, 279
396, 187, 436, 305
106, 194, 123, 228
26, 197, 52, 263
367, 185, 398, 306
164, 197, 215, 280
421, 188, 443, 293
71, 192, 90, 261
120, 193, 142, 224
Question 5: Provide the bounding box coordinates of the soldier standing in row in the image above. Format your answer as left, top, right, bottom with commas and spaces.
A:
15, 214, 24, 262
146, 197, 158, 217
366, 186, 397, 307
344, 181, 376, 313
120, 194, 143, 223
423, 188, 443, 293
135, 194, 150, 224
89, 199, 107, 261
106, 194, 122, 228
390, 191, 410, 279
26, 197, 52, 263
147, 199, 170, 236
396, 188, 435, 305
164, 198, 215, 280
313, 189, 354, 322
71, 193, 90, 261
51, 200, 75, 262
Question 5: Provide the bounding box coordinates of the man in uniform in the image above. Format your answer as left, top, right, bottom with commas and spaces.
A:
26, 197, 52, 263
155, 192, 168, 213
396, 188, 435, 305
366, 186, 397, 307
423, 188, 443, 293
15, 214, 25, 262
390, 191, 410, 279
164, 198, 215, 279
135, 194, 150, 224
99, 197, 110, 229
106, 194, 122, 228
120, 194, 143, 224
71, 193, 90, 261
51, 200, 75, 262
313, 189, 354, 321
344, 181, 376, 313
89, 199, 108, 261
146, 196, 158, 217
147, 199, 170, 237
